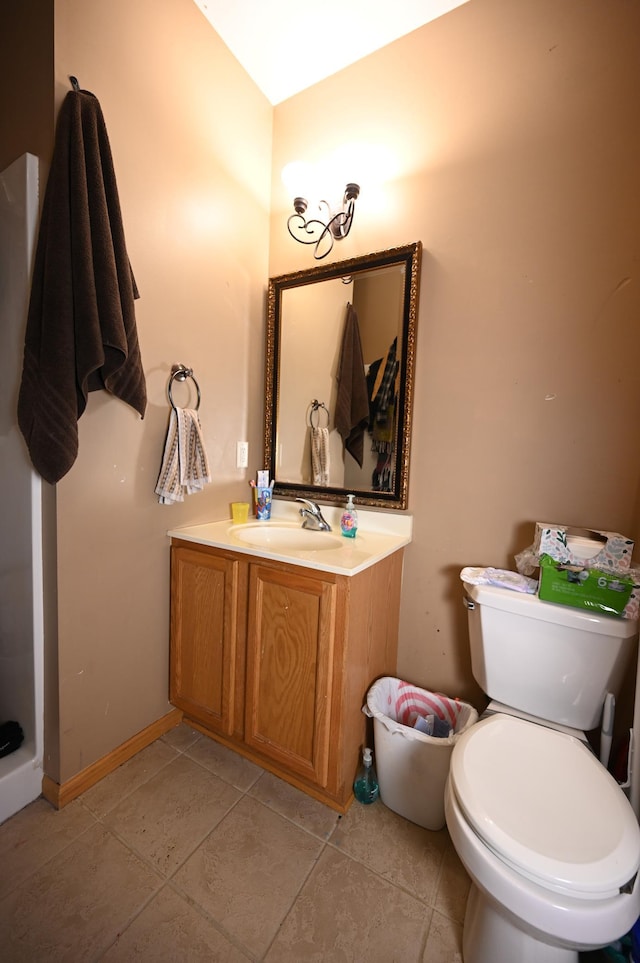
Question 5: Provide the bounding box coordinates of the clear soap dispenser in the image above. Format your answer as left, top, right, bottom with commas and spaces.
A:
353, 747, 379, 804
341, 493, 358, 538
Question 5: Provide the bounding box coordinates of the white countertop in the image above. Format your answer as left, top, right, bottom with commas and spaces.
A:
168, 499, 412, 576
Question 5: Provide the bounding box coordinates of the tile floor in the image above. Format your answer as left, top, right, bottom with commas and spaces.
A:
0, 723, 470, 962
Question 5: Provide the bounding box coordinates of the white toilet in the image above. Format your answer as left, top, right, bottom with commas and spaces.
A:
445, 580, 640, 963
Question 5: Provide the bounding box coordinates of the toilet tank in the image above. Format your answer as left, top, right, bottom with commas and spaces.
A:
464, 582, 638, 730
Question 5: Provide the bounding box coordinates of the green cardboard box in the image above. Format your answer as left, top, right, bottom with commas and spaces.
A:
538, 553, 634, 617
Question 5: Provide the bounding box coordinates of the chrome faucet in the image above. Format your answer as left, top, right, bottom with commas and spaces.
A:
296, 498, 332, 532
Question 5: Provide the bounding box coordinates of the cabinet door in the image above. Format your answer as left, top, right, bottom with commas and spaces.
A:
170, 545, 238, 735
245, 564, 337, 786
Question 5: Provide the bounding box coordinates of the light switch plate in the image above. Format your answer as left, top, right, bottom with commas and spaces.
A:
236, 441, 249, 468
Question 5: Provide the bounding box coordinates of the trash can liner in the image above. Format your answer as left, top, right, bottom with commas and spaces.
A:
395, 681, 468, 731
363, 676, 478, 830
364, 676, 476, 741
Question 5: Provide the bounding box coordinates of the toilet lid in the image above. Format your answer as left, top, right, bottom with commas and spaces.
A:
450, 714, 640, 899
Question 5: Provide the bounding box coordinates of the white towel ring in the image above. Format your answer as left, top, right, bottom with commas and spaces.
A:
309, 399, 330, 428
168, 364, 201, 411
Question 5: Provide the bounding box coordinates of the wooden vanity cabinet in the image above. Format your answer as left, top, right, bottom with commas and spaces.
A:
170, 538, 403, 811
169, 545, 245, 738
245, 563, 337, 788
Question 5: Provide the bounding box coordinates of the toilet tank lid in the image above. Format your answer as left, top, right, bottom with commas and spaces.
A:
465, 582, 638, 638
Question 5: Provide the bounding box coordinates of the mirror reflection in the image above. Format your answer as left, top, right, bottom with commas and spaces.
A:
265, 242, 422, 510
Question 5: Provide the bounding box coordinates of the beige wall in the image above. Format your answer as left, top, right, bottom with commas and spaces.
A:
49, 0, 272, 781
270, 0, 640, 703
5, 0, 640, 784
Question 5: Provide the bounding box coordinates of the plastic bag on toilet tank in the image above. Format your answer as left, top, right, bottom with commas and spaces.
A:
461, 566, 538, 594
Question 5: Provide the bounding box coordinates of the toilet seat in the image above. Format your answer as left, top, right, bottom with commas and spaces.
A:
450, 714, 640, 900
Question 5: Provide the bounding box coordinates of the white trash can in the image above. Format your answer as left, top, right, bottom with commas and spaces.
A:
364, 676, 478, 830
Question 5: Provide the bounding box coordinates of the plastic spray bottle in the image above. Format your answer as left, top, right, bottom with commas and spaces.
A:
353, 747, 379, 804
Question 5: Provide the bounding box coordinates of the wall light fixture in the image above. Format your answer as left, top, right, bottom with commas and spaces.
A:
287, 182, 360, 260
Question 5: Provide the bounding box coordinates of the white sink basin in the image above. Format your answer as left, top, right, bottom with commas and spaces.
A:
230, 524, 343, 552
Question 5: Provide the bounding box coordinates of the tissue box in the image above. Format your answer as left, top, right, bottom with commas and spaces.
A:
538, 554, 634, 617
533, 523, 634, 572
624, 579, 640, 620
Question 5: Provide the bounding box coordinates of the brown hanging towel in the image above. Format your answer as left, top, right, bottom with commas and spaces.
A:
335, 303, 369, 467
18, 86, 147, 484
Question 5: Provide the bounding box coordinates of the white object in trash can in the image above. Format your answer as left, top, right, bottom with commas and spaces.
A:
364, 676, 478, 830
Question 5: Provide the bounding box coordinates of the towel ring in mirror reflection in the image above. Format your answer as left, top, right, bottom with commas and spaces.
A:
168, 364, 201, 411
309, 399, 330, 428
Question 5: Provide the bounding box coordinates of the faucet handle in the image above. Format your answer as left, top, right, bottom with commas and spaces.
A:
296, 497, 319, 514
295, 498, 332, 531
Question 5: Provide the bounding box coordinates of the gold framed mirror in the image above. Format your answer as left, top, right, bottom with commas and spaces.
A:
265, 242, 422, 510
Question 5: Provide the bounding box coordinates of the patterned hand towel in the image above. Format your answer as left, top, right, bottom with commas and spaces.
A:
310, 426, 330, 486
155, 407, 211, 504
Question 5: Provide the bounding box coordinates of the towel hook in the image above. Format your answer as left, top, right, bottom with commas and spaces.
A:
69, 76, 81, 92
168, 364, 201, 411
309, 399, 330, 428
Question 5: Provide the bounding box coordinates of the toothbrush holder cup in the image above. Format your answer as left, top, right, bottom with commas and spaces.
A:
254, 488, 272, 520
